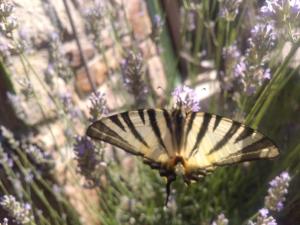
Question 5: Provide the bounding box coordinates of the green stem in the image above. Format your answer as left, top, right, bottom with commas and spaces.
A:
225, 20, 230, 46
12, 156, 63, 225
17, 55, 59, 150
246, 38, 300, 125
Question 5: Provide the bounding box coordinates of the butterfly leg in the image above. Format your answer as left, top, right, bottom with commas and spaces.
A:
165, 174, 176, 206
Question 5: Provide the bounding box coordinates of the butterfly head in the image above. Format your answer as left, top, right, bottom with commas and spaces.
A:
172, 156, 187, 177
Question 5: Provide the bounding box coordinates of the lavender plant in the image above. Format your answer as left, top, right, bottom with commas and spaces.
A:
74, 136, 106, 188
81, 0, 105, 54
260, 0, 300, 41
0, 0, 17, 38
264, 171, 291, 212
219, 0, 242, 21
150, 14, 164, 44
247, 209, 277, 225
0, 195, 34, 224
0, 218, 8, 225
211, 213, 229, 225
1, 0, 300, 224
0, 125, 81, 225
46, 32, 74, 82
121, 51, 148, 107
171, 85, 201, 112
88, 91, 108, 122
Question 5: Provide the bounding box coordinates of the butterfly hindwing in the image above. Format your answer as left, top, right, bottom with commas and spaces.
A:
86, 109, 175, 164
182, 112, 279, 171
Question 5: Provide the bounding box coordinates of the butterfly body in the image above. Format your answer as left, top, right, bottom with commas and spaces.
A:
87, 108, 279, 203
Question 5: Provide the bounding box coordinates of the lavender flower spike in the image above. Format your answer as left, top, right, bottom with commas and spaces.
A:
88, 91, 108, 122
219, 0, 242, 21
211, 213, 229, 225
0, 195, 34, 224
172, 85, 200, 112
265, 171, 291, 212
0, 0, 18, 38
0, 218, 9, 225
121, 51, 148, 107
248, 208, 277, 225
74, 136, 105, 187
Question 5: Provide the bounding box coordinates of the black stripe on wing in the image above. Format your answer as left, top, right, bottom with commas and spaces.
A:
86, 121, 142, 156
215, 137, 278, 165
184, 112, 196, 149
213, 115, 222, 131
163, 109, 175, 148
234, 127, 254, 143
138, 109, 145, 124
172, 109, 184, 152
240, 137, 275, 154
188, 113, 212, 158
147, 109, 169, 154
121, 112, 149, 148
209, 121, 241, 154
109, 115, 126, 131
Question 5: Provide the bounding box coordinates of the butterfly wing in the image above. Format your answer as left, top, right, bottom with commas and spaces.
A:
182, 112, 279, 172
86, 109, 175, 164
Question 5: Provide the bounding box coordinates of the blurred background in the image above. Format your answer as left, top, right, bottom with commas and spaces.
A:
0, 0, 300, 224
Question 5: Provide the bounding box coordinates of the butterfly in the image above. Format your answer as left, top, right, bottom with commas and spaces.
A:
86, 108, 279, 204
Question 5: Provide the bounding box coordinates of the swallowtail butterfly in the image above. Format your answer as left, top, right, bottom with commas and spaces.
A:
87, 109, 279, 204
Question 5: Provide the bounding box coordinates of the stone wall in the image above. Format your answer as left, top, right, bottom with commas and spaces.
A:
1, 0, 165, 224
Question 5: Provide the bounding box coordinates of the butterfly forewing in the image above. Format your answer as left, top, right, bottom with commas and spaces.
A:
87, 109, 175, 164
182, 112, 279, 171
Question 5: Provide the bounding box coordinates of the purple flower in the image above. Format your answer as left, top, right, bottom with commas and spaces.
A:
263, 68, 271, 80
24, 144, 53, 166
151, 14, 164, 42
261, 0, 300, 17
0, 143, 14, 168
172, 85, 200, 112
52, 184, 62, 195
0, 195, 34, 224
6, 92, 26, 120
48, 32, 73, 82
0, 1, 17, 38
59, 92, 81, 120
121, 51, 148, 107
0, 1, 14, 17
234, 58, 247, 78
265, 171, 291, 212
81, 0, 107, 51
260, 1, 278, 16
1, 218, 9, 225
221, 44, 241, 91
88, 91, 108, 122
290, 0, 300, 13
259, 208, 269, 218
248, 23, 276, 57
223, 44, 241, 61
153, 14, 163, 27
18, 27, 32, 53
260, 0, 300, 41
187, 11, 196, 31
211, 213, 229, 225
219, 0, 242, 21
0, 39, 11, 63
74, 136, 105, 187
24, 170, 34, 183
248, 208, 277, 225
